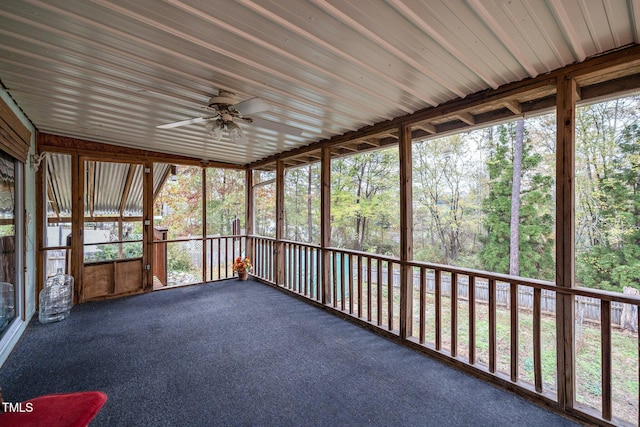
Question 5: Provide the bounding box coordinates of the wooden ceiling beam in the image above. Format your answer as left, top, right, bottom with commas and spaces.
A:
337, 144, 359, 152
504, 100, 522, 115
87, 161, 95, 218
38, 133, 243, 170
360, 139, 381, 147
416, 123, 437, 134
455, 112, 475, 126
46, 180, 60, 219
119, 164, 136, 216
379, 132, 399, 139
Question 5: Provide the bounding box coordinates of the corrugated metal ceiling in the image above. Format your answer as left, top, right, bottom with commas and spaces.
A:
46, 153, 171, 218
1, 0, 639, 166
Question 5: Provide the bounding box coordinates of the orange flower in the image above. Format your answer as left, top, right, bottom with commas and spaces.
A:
232, 256, 252, 272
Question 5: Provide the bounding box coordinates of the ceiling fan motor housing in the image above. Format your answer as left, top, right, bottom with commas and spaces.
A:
208, 90, 237, 107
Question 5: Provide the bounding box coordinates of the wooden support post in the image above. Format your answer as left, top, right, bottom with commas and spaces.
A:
468, 275, 476, 364
71, 154, 84, 302
201, 167, 207, 282
600, 300, 612, 421
142, 160, 154, 290
533, 288, 543, 393
275, 160, 285, 286
320, 145, 331, 305
488, 278, 496, 373
34, 142, 45, 306
245, 168, 254, 264
556, 75, 576, 410
399, 124, 413, 339
510, 282, 519, 382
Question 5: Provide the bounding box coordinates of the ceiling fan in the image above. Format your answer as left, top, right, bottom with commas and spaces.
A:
156, 90, 302, 142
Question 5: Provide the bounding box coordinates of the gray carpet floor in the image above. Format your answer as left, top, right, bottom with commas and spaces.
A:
0, 280, 579, 426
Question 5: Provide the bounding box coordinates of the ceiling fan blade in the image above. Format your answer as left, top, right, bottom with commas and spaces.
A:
250, 117, 304, 136
156, 117, 209, 129
234, 97, 270, 116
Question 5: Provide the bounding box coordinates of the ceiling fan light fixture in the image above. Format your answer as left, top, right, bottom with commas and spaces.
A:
205, 120, 223, 140
228, 121, 243, 143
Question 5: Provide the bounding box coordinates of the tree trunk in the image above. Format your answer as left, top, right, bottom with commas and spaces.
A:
509, 119, 524, 276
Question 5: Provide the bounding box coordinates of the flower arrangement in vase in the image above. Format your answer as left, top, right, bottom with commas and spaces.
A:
232, 257, 252, 281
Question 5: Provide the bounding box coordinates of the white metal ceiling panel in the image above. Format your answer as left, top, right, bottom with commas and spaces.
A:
0, 0, 637, 165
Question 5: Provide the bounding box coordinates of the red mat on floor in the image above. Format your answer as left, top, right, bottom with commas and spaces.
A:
0, 391, 106, 426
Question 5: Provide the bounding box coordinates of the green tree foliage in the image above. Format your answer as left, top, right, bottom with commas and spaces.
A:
479, 122, 555, 279
206, 168, 245, 236
86, 242, 142, 262
167, 244, 194, 272
254, 170, 276, 237
284, 164, 320, 243
576, 104, 640, 291
154, 165, 203, 239
331, 149, 399, 255
413, 134, 484, 266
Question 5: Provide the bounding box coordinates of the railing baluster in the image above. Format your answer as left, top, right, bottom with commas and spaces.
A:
388, 261, 394, 331
469, 275, 476, 365
208, 239, 213, 281
511, 282, 518, 382
226, 237, 231, 279
303, 246, 309, 296
489, 278, 496, 374
297, 244, 303, 292
435, 269, 441, 351
292, 243, 297, 290
601, 300, 612, 421
260, 239, 265, 278
377, 258, 383, 327
285, 243, 291, 289
316, 248, 322, 301
357, 255, 363, 319
367, 257, 372, 322
533, 287, 542, 393
331, 251, 338, 307
272, 240, 275, 282
217, 238, 221, 280
348, 254, 354, 315
451, 271, 458, 358
340, 252, 346, 311
419, 267, 426, 345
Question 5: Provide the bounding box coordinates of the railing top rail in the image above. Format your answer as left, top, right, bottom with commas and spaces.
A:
249, 235, 277, 242
280, 239, 321, 249
154, 235, 245, 244
325, 246, 401, 262
41, 245, 71, 251
85, 239, 143, 245
406, 259, 556, 289
572, 285, 640, 306
204, 234, 246, 240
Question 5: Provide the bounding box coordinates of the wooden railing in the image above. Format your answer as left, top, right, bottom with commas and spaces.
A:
282, 240, 322, 302
205, 235, 245, 281
252, 236, 275, 283
249, 238, 640, 426
151, 235, 246, 286
325, 248, 401, 334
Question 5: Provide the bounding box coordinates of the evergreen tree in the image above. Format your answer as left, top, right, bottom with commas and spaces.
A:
479, 123, 554, 279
